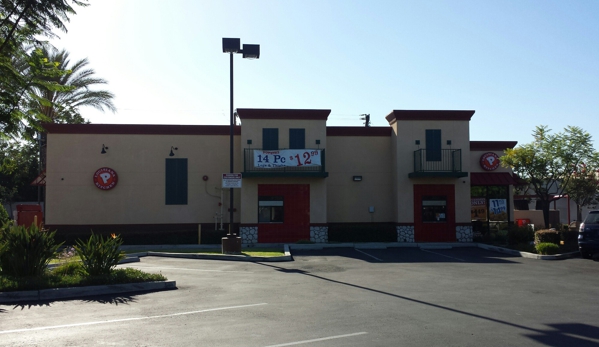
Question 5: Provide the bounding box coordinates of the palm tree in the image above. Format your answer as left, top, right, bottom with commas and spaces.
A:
29, 46, 116, 125
28, 46, 116, 172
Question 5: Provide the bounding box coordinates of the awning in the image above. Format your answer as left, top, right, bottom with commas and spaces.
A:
471, 172, 518, 186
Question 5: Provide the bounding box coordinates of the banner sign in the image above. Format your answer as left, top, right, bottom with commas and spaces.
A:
253, 149, 322, 168
471, 198, 487, 221
489, 199, 507, 221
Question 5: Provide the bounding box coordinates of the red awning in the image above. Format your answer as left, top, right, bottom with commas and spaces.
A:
30, 170, 46, 186
471, 172, 518, 186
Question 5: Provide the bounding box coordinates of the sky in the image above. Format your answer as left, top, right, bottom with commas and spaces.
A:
49, 0, 599, 148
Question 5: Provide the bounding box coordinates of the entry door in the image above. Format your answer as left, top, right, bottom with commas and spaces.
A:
258, 184, 310, 243
413, 184, 456, 242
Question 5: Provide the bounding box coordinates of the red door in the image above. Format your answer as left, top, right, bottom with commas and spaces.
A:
413, 184, 456, 242
258, 184, 310, 243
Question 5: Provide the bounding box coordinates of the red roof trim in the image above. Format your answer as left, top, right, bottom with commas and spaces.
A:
386, 110, 475, 124
326, 127, 391, 136
470, 141, 517, 151
43, 124, 239, 135
237, 108, 330, 120
471, 172, 518, 186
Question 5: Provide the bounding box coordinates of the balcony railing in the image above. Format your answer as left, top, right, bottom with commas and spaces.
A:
409, 149, 467, 178
243, 148, 328, 178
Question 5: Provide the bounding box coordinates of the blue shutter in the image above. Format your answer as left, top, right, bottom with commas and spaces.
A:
289, 128, 305, 149
166, 158, 188, 205
263, 128, 279, 150
426, 129, 441, 161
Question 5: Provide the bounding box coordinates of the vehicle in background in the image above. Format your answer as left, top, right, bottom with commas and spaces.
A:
578, 210, 599, 259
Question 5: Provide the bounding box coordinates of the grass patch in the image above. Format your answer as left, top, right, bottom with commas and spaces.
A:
0, 265, 167, 292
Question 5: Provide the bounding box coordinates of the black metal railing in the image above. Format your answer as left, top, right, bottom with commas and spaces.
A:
413, 149, 462, 173
243, 148, 327, 176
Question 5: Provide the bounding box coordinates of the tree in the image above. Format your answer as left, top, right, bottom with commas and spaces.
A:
501, 125, 598, 229
564, 163, 599, 228
0, 0, 88, 54
0, 0, 88, 138
29, 46, 116, 126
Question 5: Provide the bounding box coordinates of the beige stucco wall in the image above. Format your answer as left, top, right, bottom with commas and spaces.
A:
326, 136, 394, 223
240, 119, 327, 151
393, 120, 472, 224
46, 133, 241, 225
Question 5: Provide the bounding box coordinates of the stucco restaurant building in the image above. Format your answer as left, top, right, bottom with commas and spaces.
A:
43, 109, 519, 244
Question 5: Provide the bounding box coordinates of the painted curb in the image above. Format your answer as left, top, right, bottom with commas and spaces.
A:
0, 281, 176, 304
145, 251, 291, 262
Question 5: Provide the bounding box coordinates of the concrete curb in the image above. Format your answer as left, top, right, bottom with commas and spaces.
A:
0, 281, 176, 304
288, 242, 580, 260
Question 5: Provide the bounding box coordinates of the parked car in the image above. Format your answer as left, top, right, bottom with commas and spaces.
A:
579, 210, 599, 259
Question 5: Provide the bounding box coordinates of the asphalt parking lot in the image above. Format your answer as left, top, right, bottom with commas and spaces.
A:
1, 247, 599, 347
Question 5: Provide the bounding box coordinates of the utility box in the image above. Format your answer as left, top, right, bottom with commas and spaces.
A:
16, 204, 43, 228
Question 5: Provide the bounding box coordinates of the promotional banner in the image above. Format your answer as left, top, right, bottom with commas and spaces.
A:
489, 199, 507, 221
253, 149, 322, 168
471, 198, 487, 221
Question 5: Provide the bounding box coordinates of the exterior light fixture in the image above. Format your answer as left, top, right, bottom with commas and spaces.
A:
447, 140, 452, 145
101, 144, 108, 154
222, 37, 260, 254
169, 146, 178, 157
415, 140, 420, 145
247, 139, 252, 145
353, 176, 363, 181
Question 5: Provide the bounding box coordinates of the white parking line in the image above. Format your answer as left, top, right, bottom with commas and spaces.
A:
420, 249, 465, 262
354, 248, 383, 261
124, 264, 253, 273
264, 332, 368, 347
0, 303, 267, 335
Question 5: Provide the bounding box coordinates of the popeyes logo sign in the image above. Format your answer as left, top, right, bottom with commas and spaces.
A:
93, 167, 118, 190
480, 152, 500, 171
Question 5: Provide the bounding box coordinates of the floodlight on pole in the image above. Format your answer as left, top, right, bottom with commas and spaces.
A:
221, 37, 260, 254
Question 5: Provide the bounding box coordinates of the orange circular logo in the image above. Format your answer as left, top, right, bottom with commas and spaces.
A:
480, 152, 500, 171
93, 167, 118, 190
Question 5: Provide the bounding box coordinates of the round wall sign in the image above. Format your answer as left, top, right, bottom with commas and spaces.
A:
480, 152, 500, 171
93, 167, 118, 190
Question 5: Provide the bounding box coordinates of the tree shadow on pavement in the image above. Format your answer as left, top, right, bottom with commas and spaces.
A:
257, 262, 599, 347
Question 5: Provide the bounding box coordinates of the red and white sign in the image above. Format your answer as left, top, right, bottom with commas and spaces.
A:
480, 152, 500, 171
222, 173, 242, 188
253, 149, 322, 168
93, 167, 118, 190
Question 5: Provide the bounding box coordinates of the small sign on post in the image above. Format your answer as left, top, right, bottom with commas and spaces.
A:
222, 173, 242, 188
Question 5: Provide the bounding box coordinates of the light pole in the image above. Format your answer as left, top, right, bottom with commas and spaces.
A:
222, 38, 260, 254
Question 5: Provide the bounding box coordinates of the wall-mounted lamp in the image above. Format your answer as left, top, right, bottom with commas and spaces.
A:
415, 140, 420, 145
247, 139, 252, 145
169, 146, 178, 157
447, 140, 452, 145
353, 176, 363, 182
315, 140, 321, 144
101, 144, 108, 154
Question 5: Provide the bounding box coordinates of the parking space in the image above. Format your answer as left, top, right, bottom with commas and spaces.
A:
1, 247, 599, 346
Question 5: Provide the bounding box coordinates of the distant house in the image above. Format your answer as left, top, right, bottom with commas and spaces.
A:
43, 109, 519, 244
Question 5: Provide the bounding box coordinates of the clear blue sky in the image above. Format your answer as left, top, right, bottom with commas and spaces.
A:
51, 0, 599, 148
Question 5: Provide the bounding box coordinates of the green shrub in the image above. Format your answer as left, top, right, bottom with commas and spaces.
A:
507, 225, 535, 245
536, 242, 560, 255
0, 222, 63, 277
559, 230, 579, 246
52, 261, 86, 277
75, 232, 125, 276
0, 204, 9, 224
534, 229, 560, 245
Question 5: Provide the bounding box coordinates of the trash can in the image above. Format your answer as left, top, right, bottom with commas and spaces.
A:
16, 204, 43, 228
